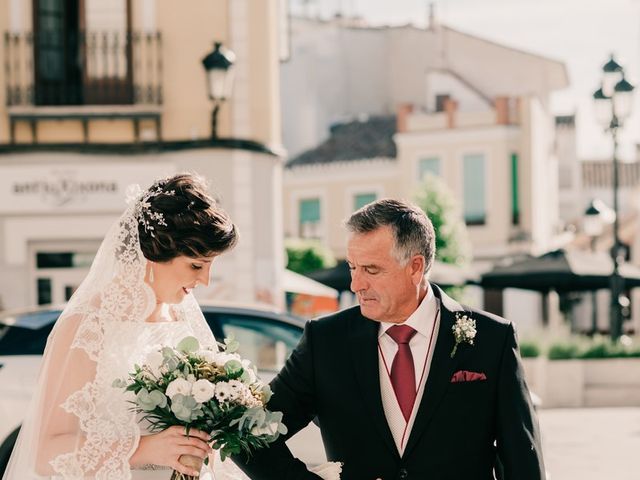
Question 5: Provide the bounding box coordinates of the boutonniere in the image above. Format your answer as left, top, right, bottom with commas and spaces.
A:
450, 312, 476, 358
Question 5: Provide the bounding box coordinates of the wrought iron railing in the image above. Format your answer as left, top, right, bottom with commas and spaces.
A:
4, 30, 162, 107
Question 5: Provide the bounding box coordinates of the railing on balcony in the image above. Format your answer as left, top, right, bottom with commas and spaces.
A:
4, 30, 162, 107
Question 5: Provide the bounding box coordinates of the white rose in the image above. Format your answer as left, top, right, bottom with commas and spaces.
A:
192, 379, 215, 403
214, 352, 241, 366
165, 378, 192, 399
198, 349, 217, 363
145, 349, 164, 378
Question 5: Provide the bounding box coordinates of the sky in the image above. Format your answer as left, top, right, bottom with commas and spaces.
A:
291, 0, 640, 161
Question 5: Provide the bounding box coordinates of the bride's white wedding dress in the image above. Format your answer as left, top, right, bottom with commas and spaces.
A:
3, 183, 339, 480
2, 186, 248, 480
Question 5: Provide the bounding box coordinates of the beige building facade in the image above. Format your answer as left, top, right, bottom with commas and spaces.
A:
282, 17, 568, 329
0, 0, 287, 310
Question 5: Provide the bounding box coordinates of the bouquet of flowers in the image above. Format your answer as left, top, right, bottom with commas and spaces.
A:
114, 335, 288, 480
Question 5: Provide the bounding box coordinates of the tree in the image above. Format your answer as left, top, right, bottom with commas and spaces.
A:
285, 238, 336, 274
413, 173, 471, 267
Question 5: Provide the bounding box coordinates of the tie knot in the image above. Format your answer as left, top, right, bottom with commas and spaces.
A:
387, 324, 417, 345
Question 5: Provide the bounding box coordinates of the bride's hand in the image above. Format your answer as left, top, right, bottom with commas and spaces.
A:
130, 425, 212, 476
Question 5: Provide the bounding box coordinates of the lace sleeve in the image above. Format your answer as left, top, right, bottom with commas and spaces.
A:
4, 310, 141, 479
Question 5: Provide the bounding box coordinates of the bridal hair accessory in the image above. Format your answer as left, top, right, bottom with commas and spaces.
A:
450, 312, 476, 358
126, 183, 176, 237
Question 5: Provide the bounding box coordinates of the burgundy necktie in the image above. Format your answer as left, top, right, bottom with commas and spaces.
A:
387, 324, 418, 422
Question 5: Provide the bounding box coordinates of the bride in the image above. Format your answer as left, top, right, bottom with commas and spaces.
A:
2, 173, 245, 479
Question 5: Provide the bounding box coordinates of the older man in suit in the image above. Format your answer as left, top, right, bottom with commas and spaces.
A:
234, 198, 545, 480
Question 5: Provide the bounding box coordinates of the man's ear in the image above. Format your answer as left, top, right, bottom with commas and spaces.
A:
409, 255, 426, 286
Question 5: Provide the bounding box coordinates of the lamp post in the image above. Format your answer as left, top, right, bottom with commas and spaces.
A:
202, 42, 236, 139
592, 54, 635, 341
583, 199, 610, 335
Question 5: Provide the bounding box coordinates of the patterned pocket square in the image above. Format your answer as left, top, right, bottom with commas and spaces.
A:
450, 370, 487, 383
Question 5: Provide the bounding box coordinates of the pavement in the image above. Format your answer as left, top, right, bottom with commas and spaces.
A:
289, 407, 640, 478
538, 407, 640, 480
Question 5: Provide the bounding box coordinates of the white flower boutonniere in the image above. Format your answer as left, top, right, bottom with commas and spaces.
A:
450, 313, 476, 358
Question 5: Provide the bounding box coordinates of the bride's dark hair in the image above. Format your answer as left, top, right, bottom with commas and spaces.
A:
138, 173, 238, 262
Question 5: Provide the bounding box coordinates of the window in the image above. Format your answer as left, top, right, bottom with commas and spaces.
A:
463, 154, 486, 225
31, 0, 139, 106
435, 94, 450, 112
418, 157, 440, 180
214, 315, 302, 372
299, 198, 321, 239
36, 252, 95, 269
354, 192, 377, 211
511, 153, 520, 225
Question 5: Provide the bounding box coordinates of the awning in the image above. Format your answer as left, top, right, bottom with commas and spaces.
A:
480, 249, 640, 292
283, 269, 339, 298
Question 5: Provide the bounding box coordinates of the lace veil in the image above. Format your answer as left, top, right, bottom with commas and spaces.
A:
2, 184, 244, 479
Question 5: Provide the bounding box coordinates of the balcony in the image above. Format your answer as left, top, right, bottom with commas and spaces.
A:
3, 30, 163, 143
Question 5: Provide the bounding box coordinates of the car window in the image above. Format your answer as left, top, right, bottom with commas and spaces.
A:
0, 311, 60, 355
215, 314, 303, 372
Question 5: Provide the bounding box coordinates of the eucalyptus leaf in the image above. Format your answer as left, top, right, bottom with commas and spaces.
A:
225, 339, 240, 353
224, 359, 243, 376
112, 378, 127, 388
177, 336, 200, 353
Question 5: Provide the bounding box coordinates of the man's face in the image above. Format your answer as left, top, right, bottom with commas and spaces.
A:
347, 226, 424, 324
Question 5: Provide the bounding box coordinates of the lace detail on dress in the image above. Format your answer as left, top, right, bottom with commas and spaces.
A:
44, 202, 215, 479
4, 185, 239, 480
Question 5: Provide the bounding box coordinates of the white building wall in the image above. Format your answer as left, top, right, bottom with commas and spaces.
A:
522, 96, 560, 253
425, 70, 490, 113
556, 121, 581, 223
281, 18, 567, 158
0, 148, 283, 310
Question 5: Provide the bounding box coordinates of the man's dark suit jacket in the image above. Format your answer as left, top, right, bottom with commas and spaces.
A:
233, 284, 545, 480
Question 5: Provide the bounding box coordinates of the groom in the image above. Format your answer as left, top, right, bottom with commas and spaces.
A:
234, 199, 545, 479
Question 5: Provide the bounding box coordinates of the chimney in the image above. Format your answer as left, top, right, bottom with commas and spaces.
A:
495, 97, 510, 125
397, 103, 414, 133
444, 98, 457, 128
427, 2, 437, 31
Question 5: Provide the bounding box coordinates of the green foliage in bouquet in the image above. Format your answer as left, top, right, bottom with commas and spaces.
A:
113, 335, 288, 461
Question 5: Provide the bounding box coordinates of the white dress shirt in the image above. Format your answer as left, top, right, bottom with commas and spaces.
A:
377, 286, 441, 455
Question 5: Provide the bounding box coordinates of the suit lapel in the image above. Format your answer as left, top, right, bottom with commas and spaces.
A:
348, 309, 399, 458
403, 284, 465, 458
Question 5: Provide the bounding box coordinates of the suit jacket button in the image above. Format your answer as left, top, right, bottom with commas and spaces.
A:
399, 468, 408, 479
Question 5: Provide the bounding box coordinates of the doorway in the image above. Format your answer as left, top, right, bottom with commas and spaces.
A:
30, 242, 98, 305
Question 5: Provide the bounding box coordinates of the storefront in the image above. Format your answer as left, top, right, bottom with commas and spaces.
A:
0, 145, 284, 311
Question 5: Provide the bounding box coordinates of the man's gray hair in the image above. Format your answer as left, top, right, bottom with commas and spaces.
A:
345, 198, 436, 271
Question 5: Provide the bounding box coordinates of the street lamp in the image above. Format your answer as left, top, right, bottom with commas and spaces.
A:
202, 41, 236, 138
592, 53, 635, 341
583, 199, 612, 335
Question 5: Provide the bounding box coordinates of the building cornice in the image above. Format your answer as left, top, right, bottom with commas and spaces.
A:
0, 138, 285, 157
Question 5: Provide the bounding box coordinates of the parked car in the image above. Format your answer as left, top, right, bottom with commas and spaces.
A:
0, 302, 326, 475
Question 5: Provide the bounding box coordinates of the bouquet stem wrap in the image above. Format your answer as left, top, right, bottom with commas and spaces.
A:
170, 454, 204, 480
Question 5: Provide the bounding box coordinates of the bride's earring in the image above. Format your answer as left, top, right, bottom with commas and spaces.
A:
149, 264, 155, 284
